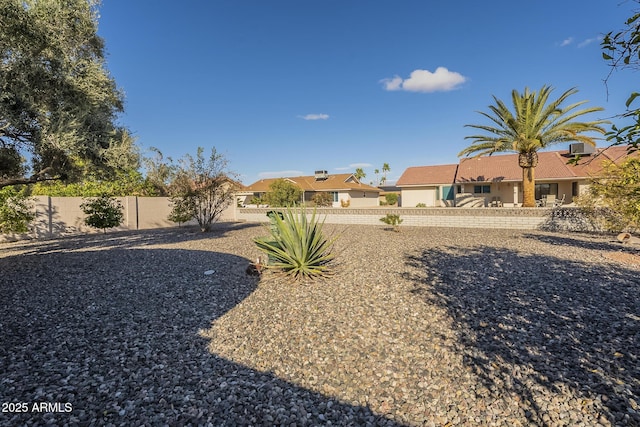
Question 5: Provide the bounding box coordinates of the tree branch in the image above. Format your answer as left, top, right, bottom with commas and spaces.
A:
0, 170, 64, 189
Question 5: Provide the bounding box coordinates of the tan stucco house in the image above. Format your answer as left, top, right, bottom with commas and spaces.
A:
240, 171, 380, 207
396, 164, 459, 207
397, 146, 634, 207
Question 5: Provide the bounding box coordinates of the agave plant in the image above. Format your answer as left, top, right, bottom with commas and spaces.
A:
254, 207, 337, 281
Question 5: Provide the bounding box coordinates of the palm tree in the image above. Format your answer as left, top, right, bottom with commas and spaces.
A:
354, 167, 366, 184
374, 168, 380, 186
459, 86, 608, 207
382, 163, 390, 182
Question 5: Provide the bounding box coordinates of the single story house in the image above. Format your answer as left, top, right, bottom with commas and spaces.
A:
240, 171, 380, 207
397, 145, 634, 207
395, 164, 459, 207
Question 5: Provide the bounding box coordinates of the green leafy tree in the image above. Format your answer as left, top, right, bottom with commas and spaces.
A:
170, 147, 237, 232
384, 193, 399, 206
576, 157, 640, 232
142, 147, 176, 196
311, 192, 333, 207
31, 169, 154, 197
460, 86, 608, 207
265, 178, 303, 207
0, 0, 133, 188
80, 194, 124, 233
602, 1, 640, 152
0, 186, 34, 233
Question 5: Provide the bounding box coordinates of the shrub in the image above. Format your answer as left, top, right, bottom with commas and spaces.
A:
169, 147, 237, 232
311, 192, 333, 207
0, 186, 34, 234
575, 157, 640, 232
380, 213, 403, 231
340, 199, 350, 208
416, 203, 427, 207
265, 179, 303, 207
81, 194, 124, 233
385, 193, 399, 205
254, 207, 337, 281
168, 197, 194, 227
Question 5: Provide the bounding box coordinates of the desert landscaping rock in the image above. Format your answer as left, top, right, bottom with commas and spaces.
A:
1, 223, 638, 426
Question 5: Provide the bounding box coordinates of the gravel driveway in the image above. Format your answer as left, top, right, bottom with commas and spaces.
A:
1, 222, 639, 426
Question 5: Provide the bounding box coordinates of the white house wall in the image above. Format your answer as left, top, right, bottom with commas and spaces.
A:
401, 187, 437, 207
344, 191, 379, 207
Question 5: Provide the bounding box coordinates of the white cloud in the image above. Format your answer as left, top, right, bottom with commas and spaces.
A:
578, 36, 602, 48
381, 76, 403, 91
560, 37, 573, 47
381, 67, 467, 93
335, 163, 372, 171
298, 113, 329, 120
258, 170, 304, 179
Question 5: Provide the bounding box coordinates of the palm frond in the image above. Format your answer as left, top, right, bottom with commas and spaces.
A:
460, 85, 610, 158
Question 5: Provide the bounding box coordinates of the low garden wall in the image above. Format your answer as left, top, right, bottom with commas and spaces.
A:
238, 207, 556, 230
2, 200, 600, 242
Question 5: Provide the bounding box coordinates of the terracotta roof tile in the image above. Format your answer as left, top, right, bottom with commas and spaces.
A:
245, 173, 380, 193
454, 149, 625, 183
396, 164, 458, 186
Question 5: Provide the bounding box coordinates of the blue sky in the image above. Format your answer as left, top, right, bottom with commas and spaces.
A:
97, 1, 636, 185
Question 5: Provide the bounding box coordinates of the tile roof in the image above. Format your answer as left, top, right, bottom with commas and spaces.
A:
396, 164, 458, 186
569, 145, 636, 177
245, 173, 380, 193
455, 147, 637, 183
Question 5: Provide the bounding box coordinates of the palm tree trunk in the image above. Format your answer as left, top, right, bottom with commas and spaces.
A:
521, 166, 536, 207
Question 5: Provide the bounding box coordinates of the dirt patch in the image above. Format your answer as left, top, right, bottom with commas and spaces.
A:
603, 250, 640, 266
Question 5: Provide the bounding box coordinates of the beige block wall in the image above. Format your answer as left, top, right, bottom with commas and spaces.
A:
5, 196, 236, 240
237, 207, 549, 230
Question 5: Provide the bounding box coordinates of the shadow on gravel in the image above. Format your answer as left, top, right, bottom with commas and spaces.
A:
2, 221, 264, 255
522, 232, 627, 253
404, 245, 640, 426
0, 234, 400, 426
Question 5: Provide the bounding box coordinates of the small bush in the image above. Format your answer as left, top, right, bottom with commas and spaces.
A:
340, 199, 350, 208
254, 207, 337, 281
416, 203, 427, 207
311, 192, 333, 207
81, 194, 124, 233
380, 213, 403, 231
385, 193, 399, 205
168, 197, 194, 226
0, 186, 34, 234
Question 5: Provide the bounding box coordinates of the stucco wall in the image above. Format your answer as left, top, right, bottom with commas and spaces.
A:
6, 196, 235, 240
401, 187, 437, 207
345, 191, 379, 207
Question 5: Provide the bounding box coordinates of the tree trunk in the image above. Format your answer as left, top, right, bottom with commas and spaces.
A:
521, 166, 536, 207
519, 152, 538, 208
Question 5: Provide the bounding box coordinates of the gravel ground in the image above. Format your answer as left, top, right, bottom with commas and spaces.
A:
1, 222, 639, 426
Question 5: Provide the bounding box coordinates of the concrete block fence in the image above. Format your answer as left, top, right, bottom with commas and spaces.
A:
2, 199, 573, 242
237, 207, 552, 230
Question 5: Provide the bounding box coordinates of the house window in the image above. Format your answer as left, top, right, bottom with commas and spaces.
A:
535, 183, 558, 200
441, 185, 455, 200
473, 185, 491, 194
330, 192, 338, 203
572, 182, 579, 197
